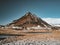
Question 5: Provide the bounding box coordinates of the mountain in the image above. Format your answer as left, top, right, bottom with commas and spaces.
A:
9, 12, 51, 29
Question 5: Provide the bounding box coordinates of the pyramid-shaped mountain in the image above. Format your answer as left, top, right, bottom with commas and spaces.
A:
9, 12, 51, 29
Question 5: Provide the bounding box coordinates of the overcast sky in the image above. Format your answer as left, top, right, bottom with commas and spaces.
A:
0, 0, 60, 25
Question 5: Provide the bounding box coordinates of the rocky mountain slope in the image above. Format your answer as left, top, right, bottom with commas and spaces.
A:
9, 12, 51, 29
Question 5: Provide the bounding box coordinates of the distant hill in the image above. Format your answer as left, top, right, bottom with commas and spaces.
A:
8, 12, 52, 30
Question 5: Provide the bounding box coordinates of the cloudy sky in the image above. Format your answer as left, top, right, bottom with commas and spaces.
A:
42, 18, 60, 25
0, 0, 60, 25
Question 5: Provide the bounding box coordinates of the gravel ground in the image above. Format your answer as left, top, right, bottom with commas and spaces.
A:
0, 39, 60, 45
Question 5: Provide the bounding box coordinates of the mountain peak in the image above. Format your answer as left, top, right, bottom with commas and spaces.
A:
9, 12, 51, 29
27, 12, 31, 14
25, 12, 32, 16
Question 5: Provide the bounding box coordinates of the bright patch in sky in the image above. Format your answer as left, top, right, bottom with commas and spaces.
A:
42, 18, 60, 24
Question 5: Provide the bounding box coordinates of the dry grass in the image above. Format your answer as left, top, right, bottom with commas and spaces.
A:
0, 28, 24, 34
0, 28, 52, 34
0, 28, 60, 43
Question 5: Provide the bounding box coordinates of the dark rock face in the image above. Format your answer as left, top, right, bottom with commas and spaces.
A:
9, 12, 51, 28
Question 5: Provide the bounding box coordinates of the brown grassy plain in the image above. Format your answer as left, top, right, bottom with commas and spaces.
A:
0, 28, 60, 43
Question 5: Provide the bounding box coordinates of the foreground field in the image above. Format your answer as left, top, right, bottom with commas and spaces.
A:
0, 28, 60, 45
0, 28, 52, 34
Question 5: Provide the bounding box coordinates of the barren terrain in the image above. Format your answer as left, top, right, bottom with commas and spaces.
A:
0, 28, 60, 44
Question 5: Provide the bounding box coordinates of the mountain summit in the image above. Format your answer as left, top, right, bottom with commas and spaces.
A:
9, 12, 51, 29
